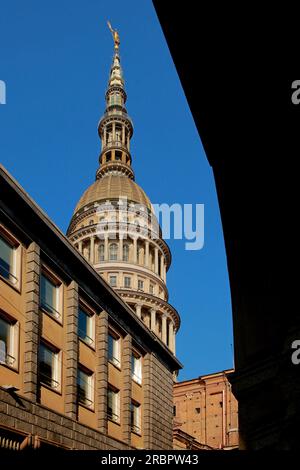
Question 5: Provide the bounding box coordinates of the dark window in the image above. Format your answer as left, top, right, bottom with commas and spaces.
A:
131, 401, 141, 434
107, 387, 120, 422
78, 307, 94, 346
77, 368, 93, 407
39, 343, 59, 389
108, 333, 120, 367
0, 235, 16, 284
40, 273, 60, 319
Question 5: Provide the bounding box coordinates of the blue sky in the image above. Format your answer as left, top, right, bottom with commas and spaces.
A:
0, 0, 233, 380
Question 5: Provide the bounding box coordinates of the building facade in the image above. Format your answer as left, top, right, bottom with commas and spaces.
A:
173, 370, 238, 450
0, 32, 182, 451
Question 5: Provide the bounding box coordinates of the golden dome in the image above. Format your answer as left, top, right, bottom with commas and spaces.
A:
74, 175, 152, 213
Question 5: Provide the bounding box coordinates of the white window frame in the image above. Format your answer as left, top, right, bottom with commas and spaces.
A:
40, 267, 63, 323
107, 387, 120, 423
78, 303, 95, 348
138, 279, 144, 291
132, 352, 142, 385
131, 401, 141, 434
108, 331, 121, 368
39, 341, 61, 392
0, 312, 19, 370
0, 226, 22, 291
77, 367, 94, 408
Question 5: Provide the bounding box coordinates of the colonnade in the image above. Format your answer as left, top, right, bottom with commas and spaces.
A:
76, 235, 167, 282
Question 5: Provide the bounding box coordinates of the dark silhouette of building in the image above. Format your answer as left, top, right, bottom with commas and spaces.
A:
153, 1, 298, 449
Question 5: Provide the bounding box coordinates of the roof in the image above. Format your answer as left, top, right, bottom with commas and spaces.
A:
74, 175, 152, 214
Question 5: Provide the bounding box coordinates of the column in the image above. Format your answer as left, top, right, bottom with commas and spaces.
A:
118, 236, 123, 261
122, 125, 125, 145
112, 121, 116, 142
104, 235, 109, 261
145, 240, 149, 268
23, 242, 40, 401
150, 309, 156, 334
133, 237, 138, 263
135, 303, 142, 318
154, 247, 159, 274
90, 236, 95, 264
65, 281, 79, 419
164, 262, 167, 282
162, 314, 167, 344
168, 321, 174, 353
121, 334, 132, 444
160, 255, 164, 280
173, 329, 176, 356
78, 240, 83, 253
104, 126, 107, 147
96, 310, 108, 433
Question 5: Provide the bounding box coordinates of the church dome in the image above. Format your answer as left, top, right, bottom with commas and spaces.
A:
73, 174, 152, 214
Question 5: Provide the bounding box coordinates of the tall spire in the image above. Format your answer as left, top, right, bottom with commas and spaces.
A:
96, 23, 134, 181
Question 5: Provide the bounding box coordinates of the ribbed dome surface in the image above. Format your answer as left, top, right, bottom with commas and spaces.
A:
74, 175, 152, 213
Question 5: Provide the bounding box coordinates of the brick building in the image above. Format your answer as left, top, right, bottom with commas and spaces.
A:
173, 370, 238, 450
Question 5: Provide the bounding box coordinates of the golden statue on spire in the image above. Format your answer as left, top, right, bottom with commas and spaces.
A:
107, 20, 120, 50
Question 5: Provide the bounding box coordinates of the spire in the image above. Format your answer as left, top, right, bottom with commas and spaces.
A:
96, 23, 134, 181
108, 51, 124, 89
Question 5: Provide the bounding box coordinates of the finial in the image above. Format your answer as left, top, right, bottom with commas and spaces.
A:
107, 20, 120, 50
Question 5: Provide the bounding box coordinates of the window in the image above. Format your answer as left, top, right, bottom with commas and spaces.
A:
173, 405, 176, 416
124, 276, 131, 288
131, 401, 141, 434
78, 306, 94, 347
0, 314, 18, 368
149, 284, 154, 295
98, 244, 105, 262
123, 244, 129, 262
138, 280, 144, 291
195, 407, 201, 414
106, 152, 112, 162
108, 333, 121, 367
0, 233, 18, 286
109, 275, 117, 287
40, 272, 61, 320
131, 352, 142, 385
39, 342, 60, 390
115, 151, 122, 161
77, 367, 94, 408
107, 387, 120, 423
109, 243, 118, 261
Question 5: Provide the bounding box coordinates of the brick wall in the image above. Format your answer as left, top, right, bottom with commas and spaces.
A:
143, 353, 174, 450
0, 388, 133, 450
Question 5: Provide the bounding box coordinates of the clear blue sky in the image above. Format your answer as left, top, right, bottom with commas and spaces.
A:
0, 0, 233, 380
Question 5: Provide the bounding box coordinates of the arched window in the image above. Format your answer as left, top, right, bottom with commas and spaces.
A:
109, 243, 118, 261
123, 244, 129, 262
98, 244, 104, 262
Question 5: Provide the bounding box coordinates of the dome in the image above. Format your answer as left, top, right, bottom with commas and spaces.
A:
73, 174, 152, 214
